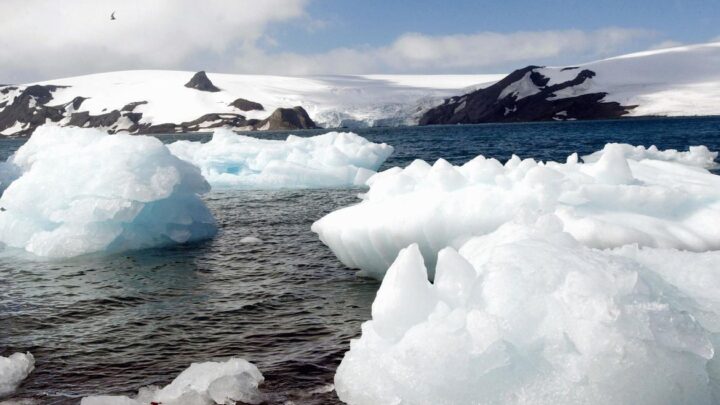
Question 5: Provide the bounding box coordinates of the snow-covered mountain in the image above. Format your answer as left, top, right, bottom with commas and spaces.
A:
0, 70, 501, 137
421, 42, 720, 124
3, 42, 719, 137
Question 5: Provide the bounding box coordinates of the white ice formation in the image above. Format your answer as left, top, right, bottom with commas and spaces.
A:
167, 129, 393, 189
81, 357, 263, 405
0, 352, 34, 397
335, 217, 720, 405
239, 236, 263, 244
312, 143, 720, 279
0, 126, 217, 258
582, 143, 718, 169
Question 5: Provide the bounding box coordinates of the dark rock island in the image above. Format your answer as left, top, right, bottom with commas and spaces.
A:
420, 66, 635, 125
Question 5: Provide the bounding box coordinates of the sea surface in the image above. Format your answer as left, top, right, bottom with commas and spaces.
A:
1, 117, 720, 404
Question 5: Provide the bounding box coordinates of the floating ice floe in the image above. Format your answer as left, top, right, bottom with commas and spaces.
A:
0, 126, 217, 258
81, 357, 263, 405
167, 129, 393, 189
312, 143, 720, 279
239, 236, 263, 244
0, 352, 34, 397
335, 217, 720, 405
582, 143, 719, 169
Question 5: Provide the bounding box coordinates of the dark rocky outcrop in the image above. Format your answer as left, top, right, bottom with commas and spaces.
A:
184, 71, 220, 92
180, 113, 249, 132
0, 86, 18, 95
121, 101, 148, 112
257, 106, 317, 130
139, 123, 182, 134
0, 85, 67, 136
68, 110, 122, 128
133, 114, 250, 134
420, 66, 634, 125
68, 96, 87, 111
229, 98, 264, 111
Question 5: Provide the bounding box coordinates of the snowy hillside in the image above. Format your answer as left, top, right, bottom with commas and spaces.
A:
421, 42, 720, 124
0, 71, 501, 136
3, 42, 719, 137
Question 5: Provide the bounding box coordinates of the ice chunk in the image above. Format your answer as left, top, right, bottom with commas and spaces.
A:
370, 244, 437, 341
239, 236, 263, 244
81, 357, 263, 405
335, 218, 716, 405
0, 126, 217, 258
167, 129, 393, 189
0, 352, 34, 397
583, 143, 719, 169
313, 143, 720, 279
586, 143, 636, 184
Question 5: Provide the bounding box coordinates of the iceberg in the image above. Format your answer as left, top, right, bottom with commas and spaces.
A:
334, 217, 718, 405
312, 143, 720, 279
81, 357, 263, 405
0, 126, 217, 258
0, 352, 34, 397
582, 143, 719, 169
167, 129, 393, 189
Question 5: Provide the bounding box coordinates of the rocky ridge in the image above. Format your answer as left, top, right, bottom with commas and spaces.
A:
0, 72, 316, 136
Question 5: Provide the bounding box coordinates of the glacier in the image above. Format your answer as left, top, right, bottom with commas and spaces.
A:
0, 352, 34, 397
167, 129, 393, 189
312, 143, 720, 279
334, 217, 720, 405
0, 126, 217, 258
81, 357, 263, 405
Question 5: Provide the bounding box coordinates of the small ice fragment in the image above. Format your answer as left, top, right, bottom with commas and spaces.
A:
81, 357, 263, 405
0, 352, 34, 397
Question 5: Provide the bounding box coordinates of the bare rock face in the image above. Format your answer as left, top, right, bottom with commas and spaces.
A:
180, 113, 248, 132
420, 66, 634, 125
184, 71, 221, 92
229, 98, 264, 111
139, 123, 182, 134
0, 85, 67, 136
257, 106, 317, 130
121, 101, 148, 112
68, 110, 129, 128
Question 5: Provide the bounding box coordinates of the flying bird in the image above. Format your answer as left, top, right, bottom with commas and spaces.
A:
110, 11, 116, 20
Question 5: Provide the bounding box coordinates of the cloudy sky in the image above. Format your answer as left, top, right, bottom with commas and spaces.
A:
1, 0, 718, 83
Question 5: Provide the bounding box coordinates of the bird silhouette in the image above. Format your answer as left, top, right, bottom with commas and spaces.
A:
110, 11, 116, 20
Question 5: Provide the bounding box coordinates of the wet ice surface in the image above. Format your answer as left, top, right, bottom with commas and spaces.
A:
1, 117, 720, 404
1, 189, 377, 404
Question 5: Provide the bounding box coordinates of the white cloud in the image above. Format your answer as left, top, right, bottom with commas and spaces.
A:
648, 40, 685, 50
0, 0, 308, 82
0, 1, 655, 82
233, 28, 655, 75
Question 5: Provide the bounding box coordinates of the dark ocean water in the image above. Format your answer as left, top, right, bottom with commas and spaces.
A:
1, 117, 719, 404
